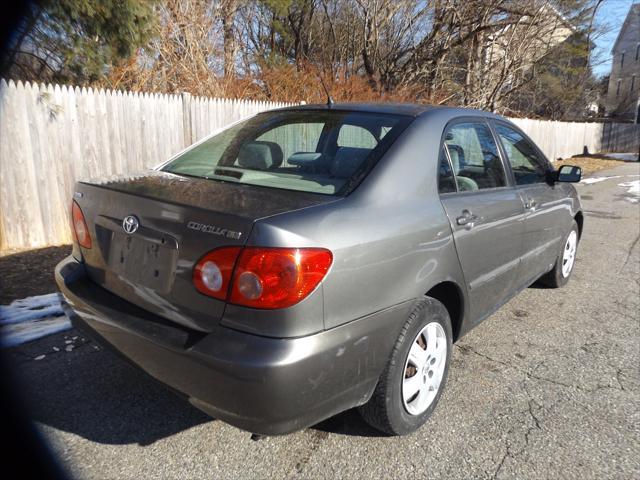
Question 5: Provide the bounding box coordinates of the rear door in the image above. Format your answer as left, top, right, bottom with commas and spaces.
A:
492, 121, 568, 285
438, 119, 525, 323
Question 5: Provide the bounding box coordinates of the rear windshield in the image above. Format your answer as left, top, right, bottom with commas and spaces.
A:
162, 110, 412, 195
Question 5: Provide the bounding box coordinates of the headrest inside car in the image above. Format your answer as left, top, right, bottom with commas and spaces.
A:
237, 141, 284, 170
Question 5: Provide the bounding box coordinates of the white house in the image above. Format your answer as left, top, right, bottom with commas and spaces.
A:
605, 4, 640, 122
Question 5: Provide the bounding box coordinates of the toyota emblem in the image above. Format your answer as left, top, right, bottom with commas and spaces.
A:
122, 215, 140, 234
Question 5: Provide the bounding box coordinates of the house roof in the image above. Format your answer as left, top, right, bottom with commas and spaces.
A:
612, 3, 640, 54
486, 2, 576, 44
543, 2, 577, 33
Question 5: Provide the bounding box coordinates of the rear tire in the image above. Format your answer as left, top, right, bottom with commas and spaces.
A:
539, 220, 579, 288
358, 296, 452, 435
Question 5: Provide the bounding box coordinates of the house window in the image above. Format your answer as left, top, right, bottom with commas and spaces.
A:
616, 79, 621, 96
621, 52, 625, 68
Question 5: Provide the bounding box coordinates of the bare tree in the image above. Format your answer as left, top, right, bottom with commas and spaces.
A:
95, 0, 603, 118
219, 0, 240, 78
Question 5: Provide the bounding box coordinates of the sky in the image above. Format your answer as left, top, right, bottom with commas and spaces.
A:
593, 0, 638, 77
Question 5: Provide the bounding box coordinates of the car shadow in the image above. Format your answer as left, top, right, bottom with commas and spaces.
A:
10, 329, 387, 444
8, 331, 211, 446
311, 408, 386, 437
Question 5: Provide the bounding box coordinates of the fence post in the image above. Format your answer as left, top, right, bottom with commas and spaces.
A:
181, 92, 192, 147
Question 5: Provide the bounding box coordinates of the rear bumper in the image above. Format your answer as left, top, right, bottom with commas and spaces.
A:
55, 255, 410, 435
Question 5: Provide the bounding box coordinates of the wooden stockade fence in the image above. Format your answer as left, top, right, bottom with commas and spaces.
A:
509, 117, 640, 161
1, 79, 638, 250
0, 80, 291, 250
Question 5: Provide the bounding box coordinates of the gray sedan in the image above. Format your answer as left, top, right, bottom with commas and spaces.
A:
56, 103, 582, 436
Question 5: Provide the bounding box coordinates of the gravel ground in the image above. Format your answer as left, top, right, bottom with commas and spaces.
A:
3, 162, 639, 479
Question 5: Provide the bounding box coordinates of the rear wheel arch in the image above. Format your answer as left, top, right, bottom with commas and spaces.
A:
425, 281, 464, 342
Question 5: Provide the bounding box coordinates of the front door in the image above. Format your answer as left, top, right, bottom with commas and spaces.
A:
438, 119, 525, 323
492, 121, 569, 285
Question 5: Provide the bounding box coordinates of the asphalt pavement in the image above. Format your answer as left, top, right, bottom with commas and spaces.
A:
6, 162, 640, 479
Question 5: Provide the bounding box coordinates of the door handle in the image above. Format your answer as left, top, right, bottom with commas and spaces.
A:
456, 210, 478, 228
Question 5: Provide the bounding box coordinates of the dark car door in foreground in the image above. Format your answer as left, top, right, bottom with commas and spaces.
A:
438, 119, 525, 323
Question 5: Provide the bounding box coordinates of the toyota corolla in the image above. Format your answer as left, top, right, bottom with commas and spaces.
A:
56, 104, 583, 436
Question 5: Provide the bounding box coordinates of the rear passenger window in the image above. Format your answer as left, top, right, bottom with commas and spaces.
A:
494, 124, 549, 185
443, 122, 506, 191
337, 124, 378, 149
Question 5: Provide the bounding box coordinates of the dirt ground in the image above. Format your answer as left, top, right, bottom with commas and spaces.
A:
0, 245, 71, 305
555, 156, 636, 175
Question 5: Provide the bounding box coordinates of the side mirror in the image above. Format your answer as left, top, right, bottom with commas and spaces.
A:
556, 165, 582, 183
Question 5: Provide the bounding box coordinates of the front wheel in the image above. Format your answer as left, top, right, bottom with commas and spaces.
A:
539, 220, 579, 288
358, 296, 452, 435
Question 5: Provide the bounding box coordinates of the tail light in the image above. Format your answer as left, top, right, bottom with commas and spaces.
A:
193, 247, 241, 300
193, 247, 332, 309
71, 201, 92, 249
230, 248, 332, 309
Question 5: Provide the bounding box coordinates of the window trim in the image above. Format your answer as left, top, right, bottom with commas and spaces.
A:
490, 119, 553, 188
438, 144, 459, 194
437, 116, 514, 196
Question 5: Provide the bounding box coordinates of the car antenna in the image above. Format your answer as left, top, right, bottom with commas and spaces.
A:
318, 72, 334, 108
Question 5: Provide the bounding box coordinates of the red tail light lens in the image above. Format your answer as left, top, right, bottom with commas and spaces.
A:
193, 247, 242, 300
193, 246, 332, 309
229, 248, 332, 309
71, 201, 92, 249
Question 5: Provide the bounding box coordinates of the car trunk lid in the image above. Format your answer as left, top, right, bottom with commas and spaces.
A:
75, 170, 335, 332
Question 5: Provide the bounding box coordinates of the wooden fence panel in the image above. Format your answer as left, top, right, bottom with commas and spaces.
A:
509, 117, 604, 160
601, 123, 640, 153
0, 80, 294, 249
1, 78, 638, 250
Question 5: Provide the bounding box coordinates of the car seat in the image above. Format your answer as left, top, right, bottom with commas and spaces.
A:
237, 141, 284, 170
330, 147, 371, 178
446, 144, 478, 191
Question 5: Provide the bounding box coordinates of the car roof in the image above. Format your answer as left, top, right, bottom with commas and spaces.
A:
270, 102, 502, 120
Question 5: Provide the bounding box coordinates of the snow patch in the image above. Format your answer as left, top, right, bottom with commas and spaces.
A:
618, 180, 640, 203
0, 293, 71, 347
581, 174, 639, 185
0, 293, 64, 325
1, 316, 72, 348
581, 176, 622, 184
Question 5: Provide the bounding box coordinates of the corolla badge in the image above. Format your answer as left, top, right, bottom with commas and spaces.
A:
122, 215, 140, 234
187, 221, 242, 239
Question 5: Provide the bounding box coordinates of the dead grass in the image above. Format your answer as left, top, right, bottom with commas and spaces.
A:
554, 157, 630, 176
